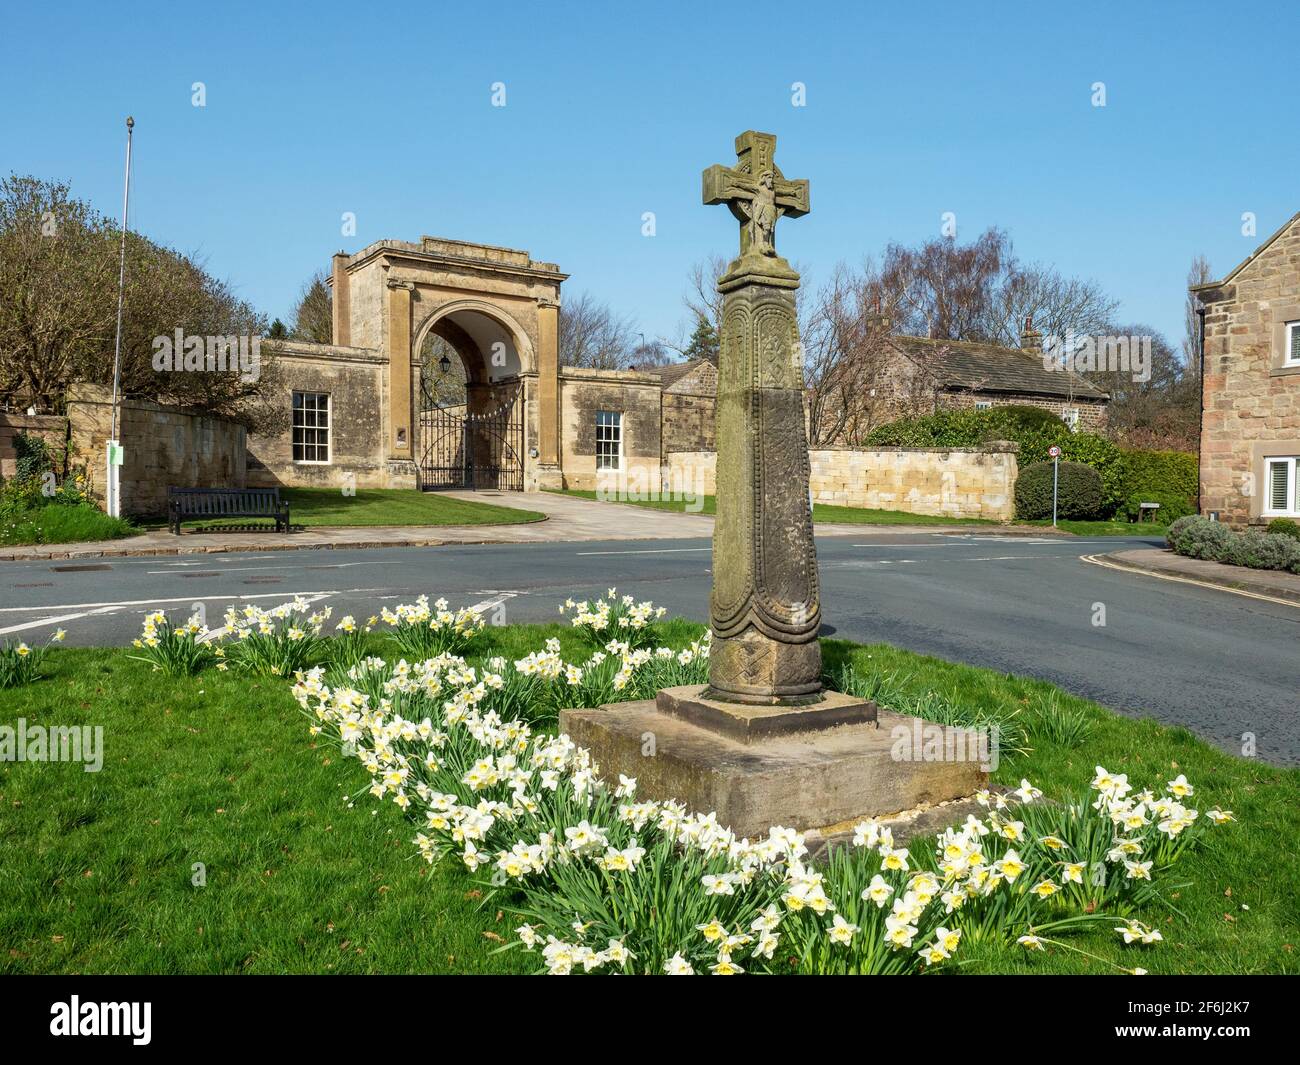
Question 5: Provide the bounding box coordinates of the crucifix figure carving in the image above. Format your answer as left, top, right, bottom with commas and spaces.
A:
702, 131, 810, 259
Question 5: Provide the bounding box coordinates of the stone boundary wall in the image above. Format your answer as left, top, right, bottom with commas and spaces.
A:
65, 382, 247, 517
0, 412, 68, 480
666, 445, 1018, 520
810, 445, 1018, 520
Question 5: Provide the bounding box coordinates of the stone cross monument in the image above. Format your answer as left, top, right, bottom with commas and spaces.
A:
700, 131, 822, 705
559, 131, 986, 840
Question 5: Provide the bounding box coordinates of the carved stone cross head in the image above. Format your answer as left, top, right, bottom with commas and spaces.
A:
702, 130, 810, 259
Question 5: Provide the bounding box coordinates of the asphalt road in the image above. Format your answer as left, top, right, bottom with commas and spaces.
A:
2, 531, 1296, 764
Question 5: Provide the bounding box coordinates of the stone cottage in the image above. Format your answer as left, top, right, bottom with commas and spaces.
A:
1193, 211, 1300, 526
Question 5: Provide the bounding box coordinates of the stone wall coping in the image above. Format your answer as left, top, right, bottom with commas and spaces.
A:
64, 382, 246, 426
559, 367, 665, 386
265, 339, 387, 363
0, 412, 66, 430
810, 443, 1020, 455
341, 238, 568, 283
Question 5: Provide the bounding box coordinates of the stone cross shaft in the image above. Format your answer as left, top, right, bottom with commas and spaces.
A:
702, 131, 822, 706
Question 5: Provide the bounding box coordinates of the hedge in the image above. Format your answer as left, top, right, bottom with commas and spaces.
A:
865, 410, 1196, 519
1166, 515, 1300, 574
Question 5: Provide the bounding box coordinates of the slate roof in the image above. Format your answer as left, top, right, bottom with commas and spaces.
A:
650, 358, 713, 389
892, 336, 1109, 402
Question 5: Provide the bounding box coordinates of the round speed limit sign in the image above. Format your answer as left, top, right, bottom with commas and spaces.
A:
1048, 445, 1062, 458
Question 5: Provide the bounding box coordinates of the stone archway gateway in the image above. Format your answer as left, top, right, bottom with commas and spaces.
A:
327, 236, 566, 492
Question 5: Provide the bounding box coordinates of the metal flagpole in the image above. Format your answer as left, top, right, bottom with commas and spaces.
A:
107, 116, 134, 518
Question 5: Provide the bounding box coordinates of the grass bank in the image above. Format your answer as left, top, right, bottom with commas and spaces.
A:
2, 622, 1293, 974
0, 503, 137, 546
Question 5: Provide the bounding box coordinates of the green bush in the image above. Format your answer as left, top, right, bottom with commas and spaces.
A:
1166, 516, 1300, 572
1266, 518, 1300, 540
1119, 491, 1195, 525
1224, 531, 1300, 571
1166, 516, 1233, 560
1119, 450, 1198, 506
1015, 460, 1104, 520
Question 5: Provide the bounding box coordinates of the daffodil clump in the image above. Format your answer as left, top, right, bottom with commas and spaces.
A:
559, 589, 668, 650
0, 628, 65, 688
380, 595, 486, 659
292, 597, 1235, 976
127, 610, 216, 676
221, 598, 331, 676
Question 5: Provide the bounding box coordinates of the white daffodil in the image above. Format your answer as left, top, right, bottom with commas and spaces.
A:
828, 914, 859, 946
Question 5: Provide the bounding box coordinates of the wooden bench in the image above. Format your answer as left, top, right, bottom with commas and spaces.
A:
167, 487, 290, 535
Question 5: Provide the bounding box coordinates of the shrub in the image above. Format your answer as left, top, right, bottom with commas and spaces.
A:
1166, 516, 1300, 571
1015, 461, 1104, 520
1266, 518, 1300, 540
1166, 516, 1233, 560
1119, 491, 1194, 525
1224, 530, 1300, 571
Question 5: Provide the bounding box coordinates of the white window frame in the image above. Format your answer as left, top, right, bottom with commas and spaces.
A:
595, 410, 622, 471
292, 391, 331, 465
1062, 407, 1081, 431
1262, 456, 1300, 517
974, 400, 992, 411
1286, 321, 1300, 366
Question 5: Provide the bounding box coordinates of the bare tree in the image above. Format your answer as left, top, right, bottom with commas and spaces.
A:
557, 291, 636, 369
801, 264, 940, 446
291, 271, 332, 344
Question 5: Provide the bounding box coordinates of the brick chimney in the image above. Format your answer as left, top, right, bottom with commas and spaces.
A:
866, 294, 892, 333
1020, 314, 1042, 353
331, 251, 351, 347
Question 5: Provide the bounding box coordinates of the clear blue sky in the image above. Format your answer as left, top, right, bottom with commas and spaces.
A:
3, 0, 1296, 351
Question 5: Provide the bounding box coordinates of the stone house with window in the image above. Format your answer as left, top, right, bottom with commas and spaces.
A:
1193, 211, 1300, 526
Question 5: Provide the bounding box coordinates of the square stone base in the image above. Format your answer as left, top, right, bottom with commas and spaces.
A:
560, 699, 989, 840
657, 684, 876, 744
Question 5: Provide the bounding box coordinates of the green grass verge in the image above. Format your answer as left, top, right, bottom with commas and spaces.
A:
552, 490, 1167, 537
157, 488, 545, 532
549, 489, 996, 526
1027, 519, 1168, 538
2, 622, 1293, 974
0, 503, 137, 546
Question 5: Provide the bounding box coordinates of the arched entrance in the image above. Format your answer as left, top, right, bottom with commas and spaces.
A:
414, 303, 528, 491
327, 236, 565, 492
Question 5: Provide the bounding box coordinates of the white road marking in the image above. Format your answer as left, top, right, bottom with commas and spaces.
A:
468, 590, 523, 615
0, 589, 355, 615
1081, 554, 1300, 609
575, 547, 712, 556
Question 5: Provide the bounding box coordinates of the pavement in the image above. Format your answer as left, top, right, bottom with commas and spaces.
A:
2, 523, 1297, 765
0, 489, 1064, 561
1095, 546, 1300, 606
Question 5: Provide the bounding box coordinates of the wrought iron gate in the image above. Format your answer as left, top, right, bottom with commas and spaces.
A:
418, 387, 523, 491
